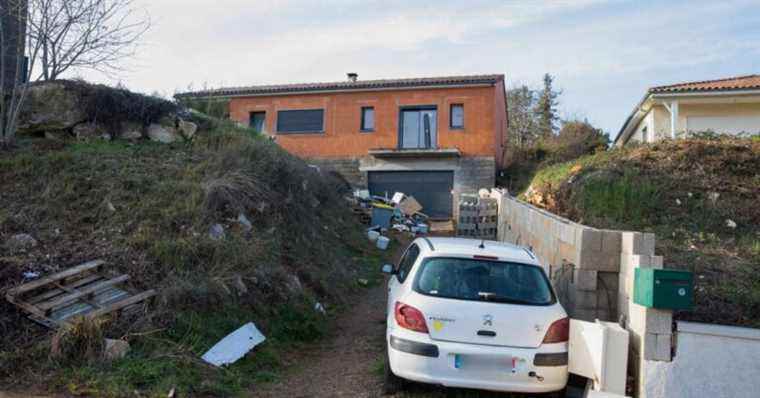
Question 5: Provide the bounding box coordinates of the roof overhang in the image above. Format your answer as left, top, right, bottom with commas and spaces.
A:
176, 83, 496, 100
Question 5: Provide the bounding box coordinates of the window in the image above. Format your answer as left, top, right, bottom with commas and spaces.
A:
400, 107, 437, 149
276, 109, 324, 133
250, 111, 266, 133
450, 104, 464, 129
414, 258, 554, 305
641, 126, 648, 142
361, 107, 375, 132
396, 244, 421, 283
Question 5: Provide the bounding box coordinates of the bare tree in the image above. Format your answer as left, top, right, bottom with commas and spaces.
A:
27, 0, 149, 81
1, 0, 42, 148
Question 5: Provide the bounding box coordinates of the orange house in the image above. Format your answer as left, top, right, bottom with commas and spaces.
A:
178, 74, 508, 218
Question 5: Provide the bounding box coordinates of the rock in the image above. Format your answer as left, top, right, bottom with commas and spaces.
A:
726, 219, 737, 228
103, 338, 130, 361
209, 223, 225, 240
72, 122, 105, 140
118, 122, 143, 140
5, 233, 38, 251
178, 120, 198, 140
237, 213, 253, 231
233, 275, 248, 295
106, 201, 116, 212
44, 130, 69, 141
147, 123, 179, 143
17, 82, 88, 135
286, 275, 303, 294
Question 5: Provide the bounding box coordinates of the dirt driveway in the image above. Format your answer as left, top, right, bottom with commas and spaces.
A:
252, 281, 543, 398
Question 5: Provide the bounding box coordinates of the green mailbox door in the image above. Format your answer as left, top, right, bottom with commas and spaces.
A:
634, 268, 694, 310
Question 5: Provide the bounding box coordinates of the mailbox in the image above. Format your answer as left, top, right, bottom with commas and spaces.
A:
634, 268, 693, 310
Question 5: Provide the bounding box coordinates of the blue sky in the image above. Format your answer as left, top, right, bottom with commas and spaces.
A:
81, 0, 760, 139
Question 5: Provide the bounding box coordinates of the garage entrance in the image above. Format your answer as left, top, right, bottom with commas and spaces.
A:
368, 171, 454, 219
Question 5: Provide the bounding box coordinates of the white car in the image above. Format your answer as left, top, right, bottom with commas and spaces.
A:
382, 237, 569, 395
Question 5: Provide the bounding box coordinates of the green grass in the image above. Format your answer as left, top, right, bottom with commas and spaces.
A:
0, 128, 376, 395
577, 171, 660, 228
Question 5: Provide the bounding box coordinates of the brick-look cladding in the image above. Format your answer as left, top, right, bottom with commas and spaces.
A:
228, 84, 508, 168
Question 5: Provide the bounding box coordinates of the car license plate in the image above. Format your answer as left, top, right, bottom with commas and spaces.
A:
453, 354, 515, 372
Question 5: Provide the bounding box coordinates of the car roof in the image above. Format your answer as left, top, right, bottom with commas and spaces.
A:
414, 237, 538, 265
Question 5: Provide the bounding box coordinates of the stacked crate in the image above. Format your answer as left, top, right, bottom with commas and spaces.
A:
456, 194, 498, 239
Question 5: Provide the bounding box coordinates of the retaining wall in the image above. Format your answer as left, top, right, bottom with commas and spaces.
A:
489, 190, 759, 397
490, 189, 621, 322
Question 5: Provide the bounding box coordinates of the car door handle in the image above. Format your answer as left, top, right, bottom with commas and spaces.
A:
477, 330, 496, 337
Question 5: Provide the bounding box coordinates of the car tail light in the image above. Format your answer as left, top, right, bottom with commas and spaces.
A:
542, 317, 570, 344
394, 302, 429, 333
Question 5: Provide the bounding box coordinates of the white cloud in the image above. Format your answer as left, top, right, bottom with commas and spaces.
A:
75, 0, 760, 134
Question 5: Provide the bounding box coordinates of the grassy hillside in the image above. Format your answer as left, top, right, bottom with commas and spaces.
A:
520, 137, 760, 327
0, 126, 384, 396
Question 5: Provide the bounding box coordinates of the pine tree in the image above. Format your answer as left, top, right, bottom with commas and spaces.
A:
534, 73, 561, 138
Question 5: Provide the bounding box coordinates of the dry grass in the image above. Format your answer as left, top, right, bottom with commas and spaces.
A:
523, 137, 760, 327
0, 124, 376, 395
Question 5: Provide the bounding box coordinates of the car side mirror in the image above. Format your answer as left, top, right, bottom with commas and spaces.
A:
381, 264, 395, 275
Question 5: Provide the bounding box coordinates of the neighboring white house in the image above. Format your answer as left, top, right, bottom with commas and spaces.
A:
614, 75, 760, 147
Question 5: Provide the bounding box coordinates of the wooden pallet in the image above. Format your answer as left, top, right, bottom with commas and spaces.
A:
5, 260, 156, 328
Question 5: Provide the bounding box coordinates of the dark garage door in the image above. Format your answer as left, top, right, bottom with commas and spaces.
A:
368, 171, 454, 219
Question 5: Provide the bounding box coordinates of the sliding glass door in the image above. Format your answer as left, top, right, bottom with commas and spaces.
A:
400, 108, 437, 149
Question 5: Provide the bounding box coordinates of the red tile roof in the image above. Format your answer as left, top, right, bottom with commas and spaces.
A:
176, 74, 504, 98
649, 74, 760, 93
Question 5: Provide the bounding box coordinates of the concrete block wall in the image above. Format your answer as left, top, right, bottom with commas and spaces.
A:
490, 189, 622, 322
489, 190, 680, 397
618, 232, 673, 397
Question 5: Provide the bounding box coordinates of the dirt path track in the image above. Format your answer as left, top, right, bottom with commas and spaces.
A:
252, 284, 387, 397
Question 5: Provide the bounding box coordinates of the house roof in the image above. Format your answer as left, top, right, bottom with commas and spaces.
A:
175, 74, 504, 98
649, 74, 760, 94
614, 74, 760, 146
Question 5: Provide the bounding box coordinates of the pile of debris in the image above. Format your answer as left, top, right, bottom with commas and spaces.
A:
348, 190, 430, 250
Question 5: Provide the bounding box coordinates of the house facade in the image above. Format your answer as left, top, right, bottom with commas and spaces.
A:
179, 74, 508, 218
615, 75, 760, 147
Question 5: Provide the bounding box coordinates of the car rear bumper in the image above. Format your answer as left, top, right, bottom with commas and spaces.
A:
387, 330, 568, 393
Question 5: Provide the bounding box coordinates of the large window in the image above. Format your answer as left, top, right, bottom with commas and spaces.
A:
450, 104, 464, 129
361, 107, 375, 132
276, 109, 324, 134
414, 258, 554, 305
250, 111, 266, 133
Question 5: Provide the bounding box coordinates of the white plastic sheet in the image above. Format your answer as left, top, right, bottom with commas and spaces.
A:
201, 322, 266, 367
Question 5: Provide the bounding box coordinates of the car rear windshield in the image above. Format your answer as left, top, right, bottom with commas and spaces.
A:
414, 257, 555, 305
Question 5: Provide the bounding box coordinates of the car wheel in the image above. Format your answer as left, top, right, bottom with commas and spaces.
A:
383, 347, 405, 395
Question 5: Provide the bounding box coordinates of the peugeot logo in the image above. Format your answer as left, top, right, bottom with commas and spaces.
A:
483, 314, 493, 327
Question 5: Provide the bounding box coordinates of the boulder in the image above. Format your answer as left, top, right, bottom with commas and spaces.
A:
72, 122, 106, 140
118, 122, 143, 140
17, 82, 88, 135
5, 233, 38, 252
44, 130, 69, 141
147, 123, 179, 143
178, 120, 198, 140
103, 338, 130, 361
